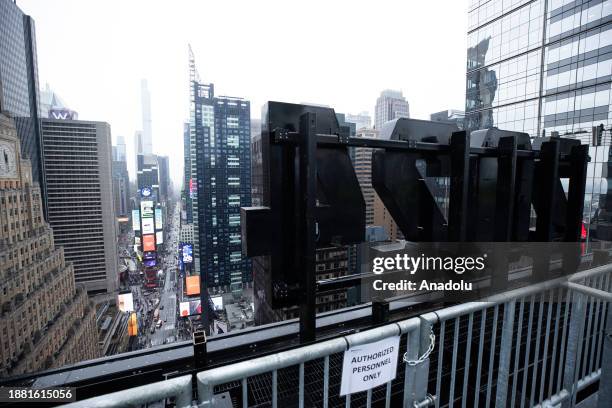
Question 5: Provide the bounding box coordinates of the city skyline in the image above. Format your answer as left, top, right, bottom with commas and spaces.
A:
2, 2, 612, 406
16, 0, 469, 187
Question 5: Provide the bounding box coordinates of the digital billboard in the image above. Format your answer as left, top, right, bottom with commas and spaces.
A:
144, 259, 157, 267
140, 200, 154, 218
179, 299, 202, 317
182, 244, 193, 264
156, 231, 164, 245
143, 251, 156, 260
132, 210, 140, 231
155, 208, 163, 230
134, 236, 141, 245
211, 295, 224, 311
143, 234, 155, 252
128, 312, 138, 336
140, 186, 152, 198
185, 275, 200, 295
117, 291, 134, 312
179, 301, 189, 317
142, 218, 155, 234
189, 178, 195, 198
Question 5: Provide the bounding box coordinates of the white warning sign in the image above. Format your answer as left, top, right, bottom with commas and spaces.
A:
340, 335, 401, 396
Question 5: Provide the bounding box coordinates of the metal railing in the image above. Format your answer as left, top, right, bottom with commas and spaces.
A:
60, 375, 192, 408
417, 265, 612, 408
59, 264, 612, 408
197, 317, 422, 408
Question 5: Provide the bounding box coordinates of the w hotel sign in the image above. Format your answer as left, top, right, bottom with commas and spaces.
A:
49, 108, 78, 120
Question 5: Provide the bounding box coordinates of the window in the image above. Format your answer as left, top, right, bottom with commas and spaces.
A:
226, 116, 239, 128
227, 156, 239, 167
227, 134, 239, 147
228, 195, 240, 207
228, 214, 240, 226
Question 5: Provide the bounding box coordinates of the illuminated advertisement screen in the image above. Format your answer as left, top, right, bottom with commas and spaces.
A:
211, 295, 223, 311
156, 231, 164, 245
134, 236, 141, 245
117, 291, 134, 312
179, 301, 189, 317
143, 234, 155, 252
140, 186, 152, 198
155, 208, 163, 230
185, 275, 200, 295
179, 299, 202, 317
128, 312, 138, 336
142, 218, 155, 234
182, 244, 193, 264
143, 251, 156, 260
144, 259, 157, 267
140, 200, 154, 218
132, 210, 140, 231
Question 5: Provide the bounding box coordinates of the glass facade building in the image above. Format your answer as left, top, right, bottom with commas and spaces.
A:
189, 55, 252, 292
466, 0, 612, 243
183, 122, 193, 224
0, 0, 44, 208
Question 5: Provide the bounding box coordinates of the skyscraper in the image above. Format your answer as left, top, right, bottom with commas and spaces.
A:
39, 83, 78, 120
183, 122, 193, 224
140, 79, 153, 155
336, 113, 357, 135
430, 109, 465, 129
41, 119, 118, 294
346, 112, 372, 130
112, 160, 129, 217
465, 0, 542, 135
250, 118, 261, 141
112, 137, 130, 220
157, 155, 169, 204
374, 89, 409, 130
464, 0, 612, 244
374, 195, 402, 241
134, 130, 144, 155
114, 135, 127, 162
371, 91, 408, 240
136, 153, 159, 196
0, 113, 99, 377
0, 0, 44, 206
353, 128, 379, 226
189, 50, 252, 291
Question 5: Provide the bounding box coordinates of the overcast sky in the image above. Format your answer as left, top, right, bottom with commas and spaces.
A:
18, 0, 469, 187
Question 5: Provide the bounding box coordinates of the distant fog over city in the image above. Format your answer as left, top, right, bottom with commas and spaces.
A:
16, 0, 469, 187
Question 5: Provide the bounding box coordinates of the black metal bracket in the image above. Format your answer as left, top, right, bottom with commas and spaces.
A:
193, 330, 207, 369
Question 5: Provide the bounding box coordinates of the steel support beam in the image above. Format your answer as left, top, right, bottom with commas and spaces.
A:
448, 131, 470, 241
298, 112, 317, 343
